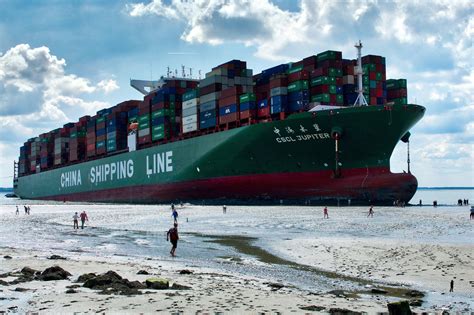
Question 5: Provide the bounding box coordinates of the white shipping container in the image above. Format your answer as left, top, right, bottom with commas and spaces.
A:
138, 128, 150, 137
182, 114, 197, 125
183, 98, 199, 110
182, 122, 198, 133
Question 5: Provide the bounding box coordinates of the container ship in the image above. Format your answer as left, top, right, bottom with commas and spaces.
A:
13, 43, 425, 205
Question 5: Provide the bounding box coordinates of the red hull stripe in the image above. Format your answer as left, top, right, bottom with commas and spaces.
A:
40, 167, 417, 203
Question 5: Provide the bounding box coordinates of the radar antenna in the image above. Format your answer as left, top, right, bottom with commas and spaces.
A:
353, 40, 368, 106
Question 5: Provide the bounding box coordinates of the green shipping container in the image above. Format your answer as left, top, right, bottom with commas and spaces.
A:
311, 94, 330, 103
70, 132, 77, 138
288, 65, 304, 74
138, 114, 150, 123
336, 94, 344, 104
311, 76, 330, 86
183, 89, 199, 102
107, 139, 115, 145
394, 98, 408, 105
376, 72, 383, 81
96, 116, 106, 123
107, 143, 116, 152
386, 79, 407, 90
128, 115, 138, 124
239, 93, 256, 103
96, 141, 106, 149
152, 109, 166, 119
329, 85, 337, 94
316, 50, 339, 62
287, 80, 309, 92
152, 125, 164, 134
139, 121, 150, 129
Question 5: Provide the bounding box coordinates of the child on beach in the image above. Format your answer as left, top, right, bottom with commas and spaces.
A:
166, 222, 179, 257
73, 212, 79, 229
171, 205, 178, 223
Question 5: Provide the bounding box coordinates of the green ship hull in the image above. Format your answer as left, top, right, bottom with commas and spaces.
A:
14, 104, 425, 205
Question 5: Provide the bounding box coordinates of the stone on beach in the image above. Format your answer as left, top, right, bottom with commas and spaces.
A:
82, 270, 145, 295
145, 278, 169, 290
38, 266, 72, 281
387, 300, 412, 315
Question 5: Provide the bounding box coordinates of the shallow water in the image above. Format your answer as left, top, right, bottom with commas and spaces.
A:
0, 188, 473, 310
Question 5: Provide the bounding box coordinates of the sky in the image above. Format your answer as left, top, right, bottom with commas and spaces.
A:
0, 0, 472, 188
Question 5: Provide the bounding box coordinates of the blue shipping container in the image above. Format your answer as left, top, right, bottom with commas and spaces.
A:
288, 90, 309, 102
219, 104, 238, 116
200, 117, 216, 129
257, 99, 268, 108
200, 109, 216, 121
271, 95, 288, 107
240, 101, 256, 111
200, 100, 217, 112
96, 128, 106, 136
336, 86, 343, 94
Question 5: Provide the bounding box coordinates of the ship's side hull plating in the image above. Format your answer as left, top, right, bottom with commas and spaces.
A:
15, 105, 425, 205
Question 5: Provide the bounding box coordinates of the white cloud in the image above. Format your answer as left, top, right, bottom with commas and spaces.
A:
97, 79, 119, 93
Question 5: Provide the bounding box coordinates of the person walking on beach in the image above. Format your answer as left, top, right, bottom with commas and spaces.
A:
171, 205, 178, 223
24, 205, 28, 214
450, 279, 454, 292
73, 212, 79, 230
16, 206, 19, 215
323, 206, 329, 219
80, 211, 89, 229
166, 222, 179, 257
27, 206, 30, 215
367, 206, 374, 217
223, 205, 227, 214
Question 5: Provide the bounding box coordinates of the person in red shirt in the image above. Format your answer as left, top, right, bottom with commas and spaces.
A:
166, 223, 179, 257
80, 211, 89, 229
323, 207, 329, 219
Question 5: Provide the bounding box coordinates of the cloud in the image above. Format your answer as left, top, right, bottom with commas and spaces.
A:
0, 44, 118, 119
97, 79, 119, 93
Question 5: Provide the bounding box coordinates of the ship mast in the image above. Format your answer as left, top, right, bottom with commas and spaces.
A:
353, 40, 368, 106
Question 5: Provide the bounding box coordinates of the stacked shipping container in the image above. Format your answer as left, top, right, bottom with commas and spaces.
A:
18, 50, 410, 176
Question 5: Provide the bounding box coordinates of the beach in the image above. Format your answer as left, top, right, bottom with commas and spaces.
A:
0, 197, 473, 313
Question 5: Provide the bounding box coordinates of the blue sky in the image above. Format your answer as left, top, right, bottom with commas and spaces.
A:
0, 0, 472, 187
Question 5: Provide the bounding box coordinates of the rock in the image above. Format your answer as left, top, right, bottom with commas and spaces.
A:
328, 290, 347, 297
405, 289, 424, 298
178, 269, 193, 275
170, 283, 191, 290
137, 270, 149, 275
83, 271, 122, 288
300, 305, 325, 311
14, 287, 29, 292
48, 255, 67, 260
3, 255, 12, 259
409, 299, 423, 307
21, 267, 39, 276
329, 308, 362, 315
38, 266, 72, 281
128, 280, 147, 289
145, 278, 169, 290
266, 282, 284, 290
65, 289, 77, 294
76, 273, 97, 283
371, 288, 388, 294
0, 280, 9, 286
387, 301, 412, 315
82, 271, 143, 295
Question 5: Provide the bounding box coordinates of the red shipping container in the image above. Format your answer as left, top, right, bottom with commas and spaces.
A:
138, 135, 151, 144
375, 88, 383, 98
311, 85, 330, 94
86, 143, 95, 151
269, 77, 288, 89
318, 59, 342, 68
335, 77, 343, 85
344, 65, 354, 75
303, 65, 317, 72
220, 86, 243, 99
311, 68, 328, 77
257, 107, 270, 117
288, 70, 309, 83
303, 55, 317, 66
369, 72, 376, 80
200, 83, 222, 96
219, 95, 239, 107
219, 113, 239, 124
239, 110, 256, 120
330, 95, 337, 105
370, 97, 377, 105
96, 135, 106, 142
